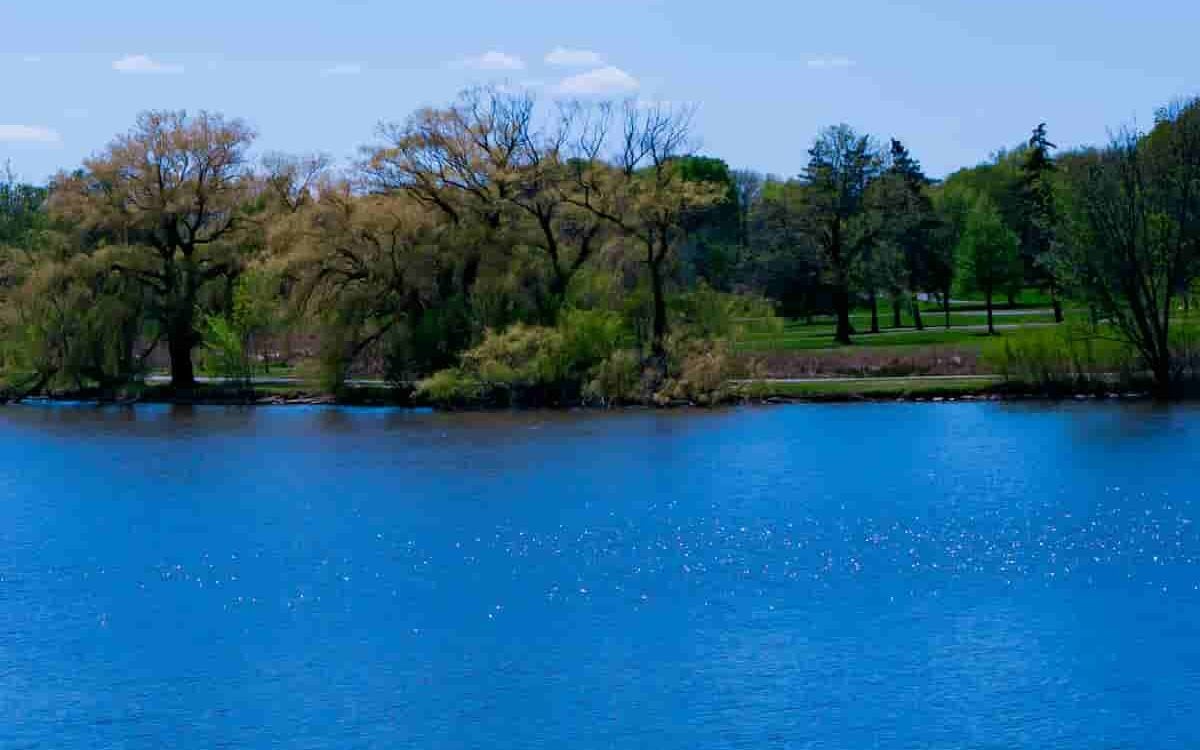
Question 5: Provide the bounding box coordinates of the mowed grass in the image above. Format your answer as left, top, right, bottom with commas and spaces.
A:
736, 375, 1004, 399
737, 326, 1009, 351
735, 305, 1071, 352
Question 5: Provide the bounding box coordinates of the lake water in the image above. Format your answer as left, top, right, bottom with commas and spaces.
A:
1, 402, 1198, 748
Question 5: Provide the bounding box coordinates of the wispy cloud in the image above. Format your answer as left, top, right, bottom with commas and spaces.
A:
321, 63, 364, 77
0, 125, 62, 145
544, 47, 604, 67
453, 51, 525, 71
112, 54, 184, 74
554, 66, 639, 96
22, 55, 42, 64
807, 56, 854, 69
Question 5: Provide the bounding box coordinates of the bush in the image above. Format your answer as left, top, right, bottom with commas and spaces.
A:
415, 368, 484, 404
460, 323, 567, 389
419, 310, 631, 406
200, 315, 251, 385
672, 285, 782, 340
657, 338, 738, 405
584, 349, 643, 405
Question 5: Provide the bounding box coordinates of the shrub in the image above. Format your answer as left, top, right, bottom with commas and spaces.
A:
415, 368, 484, 404
420, 310, 630, 406
585, 349, 643, 405
200, 315, 251, 385
460, 324, 567, 389
658, 338, 738, 405
672, 285, 782, 340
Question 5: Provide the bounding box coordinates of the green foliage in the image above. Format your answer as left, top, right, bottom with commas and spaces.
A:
956, 194, 1023, 300
672, 285, 781, 340
200, 315, 251, 385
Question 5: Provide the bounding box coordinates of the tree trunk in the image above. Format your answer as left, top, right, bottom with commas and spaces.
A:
943, 290, 952, 329
1049, 280, 1064, 323
167, 321, 196, 390
1006, 290, 1016, 307
648, 255, 668, 364
912, 295, 924, 331
869, 291, 880, 334
986, 288, 996, 335
1148, 343, 1173, 399
833, 285, 853, 345
892, 298, 902, 328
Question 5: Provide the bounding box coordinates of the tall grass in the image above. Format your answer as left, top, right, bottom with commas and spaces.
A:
981, 324, 1137, 389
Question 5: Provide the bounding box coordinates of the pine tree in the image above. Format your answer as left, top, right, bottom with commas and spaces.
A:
1019, 123, 1064, 322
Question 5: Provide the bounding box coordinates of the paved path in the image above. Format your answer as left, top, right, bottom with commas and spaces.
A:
143, 375, 394, 387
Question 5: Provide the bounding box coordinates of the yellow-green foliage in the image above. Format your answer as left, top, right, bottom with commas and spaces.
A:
416, 368, 484, 403
419, 310, 627, 404
585, 349, 643, 404
461, 324, 567, 387
658, 338, 738, 405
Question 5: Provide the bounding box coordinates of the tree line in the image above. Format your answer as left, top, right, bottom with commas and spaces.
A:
1, 89, 1199, 401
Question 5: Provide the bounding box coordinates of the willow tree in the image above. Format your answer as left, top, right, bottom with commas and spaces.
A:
49, 111, 256, 389
565, 102, 727, 367
363, 87, 606, 323
274, 182, 457, 384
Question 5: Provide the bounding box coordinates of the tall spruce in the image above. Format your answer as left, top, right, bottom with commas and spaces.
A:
1019, 123, 1064, 321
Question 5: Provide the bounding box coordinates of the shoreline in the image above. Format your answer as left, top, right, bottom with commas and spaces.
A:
1, 378, 1159, 409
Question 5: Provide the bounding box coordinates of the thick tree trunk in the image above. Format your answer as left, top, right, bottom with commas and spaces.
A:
912, 295, 924, 330
167, 323, 196, 390
833, 286, 853, 345
869, 291, 880, 334
1152, 356, 1173, 399
892, 298, 902, 328
1048, 280, 1063, 323
986, 288, 996, 335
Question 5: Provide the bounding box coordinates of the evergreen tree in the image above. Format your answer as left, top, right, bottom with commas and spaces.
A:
1019, 123, 1064, 321
881, 138, 938, 330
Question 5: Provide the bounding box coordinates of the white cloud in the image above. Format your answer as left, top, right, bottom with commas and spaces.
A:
0, 125, 61, 144
112, 54, 184, 74
544, 47, 604, 67
22, 55, 42, 64
453, 51, 525, 71
807, 56, 854, 69
554, 66, 639, 96
321, 63, 364, 77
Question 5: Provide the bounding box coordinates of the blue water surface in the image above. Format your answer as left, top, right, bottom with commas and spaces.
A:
1, 401, 1198, 748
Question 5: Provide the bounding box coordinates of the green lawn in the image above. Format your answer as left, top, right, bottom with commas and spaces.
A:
736, 376, 1004, 399
736, 327, 1005, 352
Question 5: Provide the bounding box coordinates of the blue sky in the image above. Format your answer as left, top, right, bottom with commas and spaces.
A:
1, 0, 1196, 182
